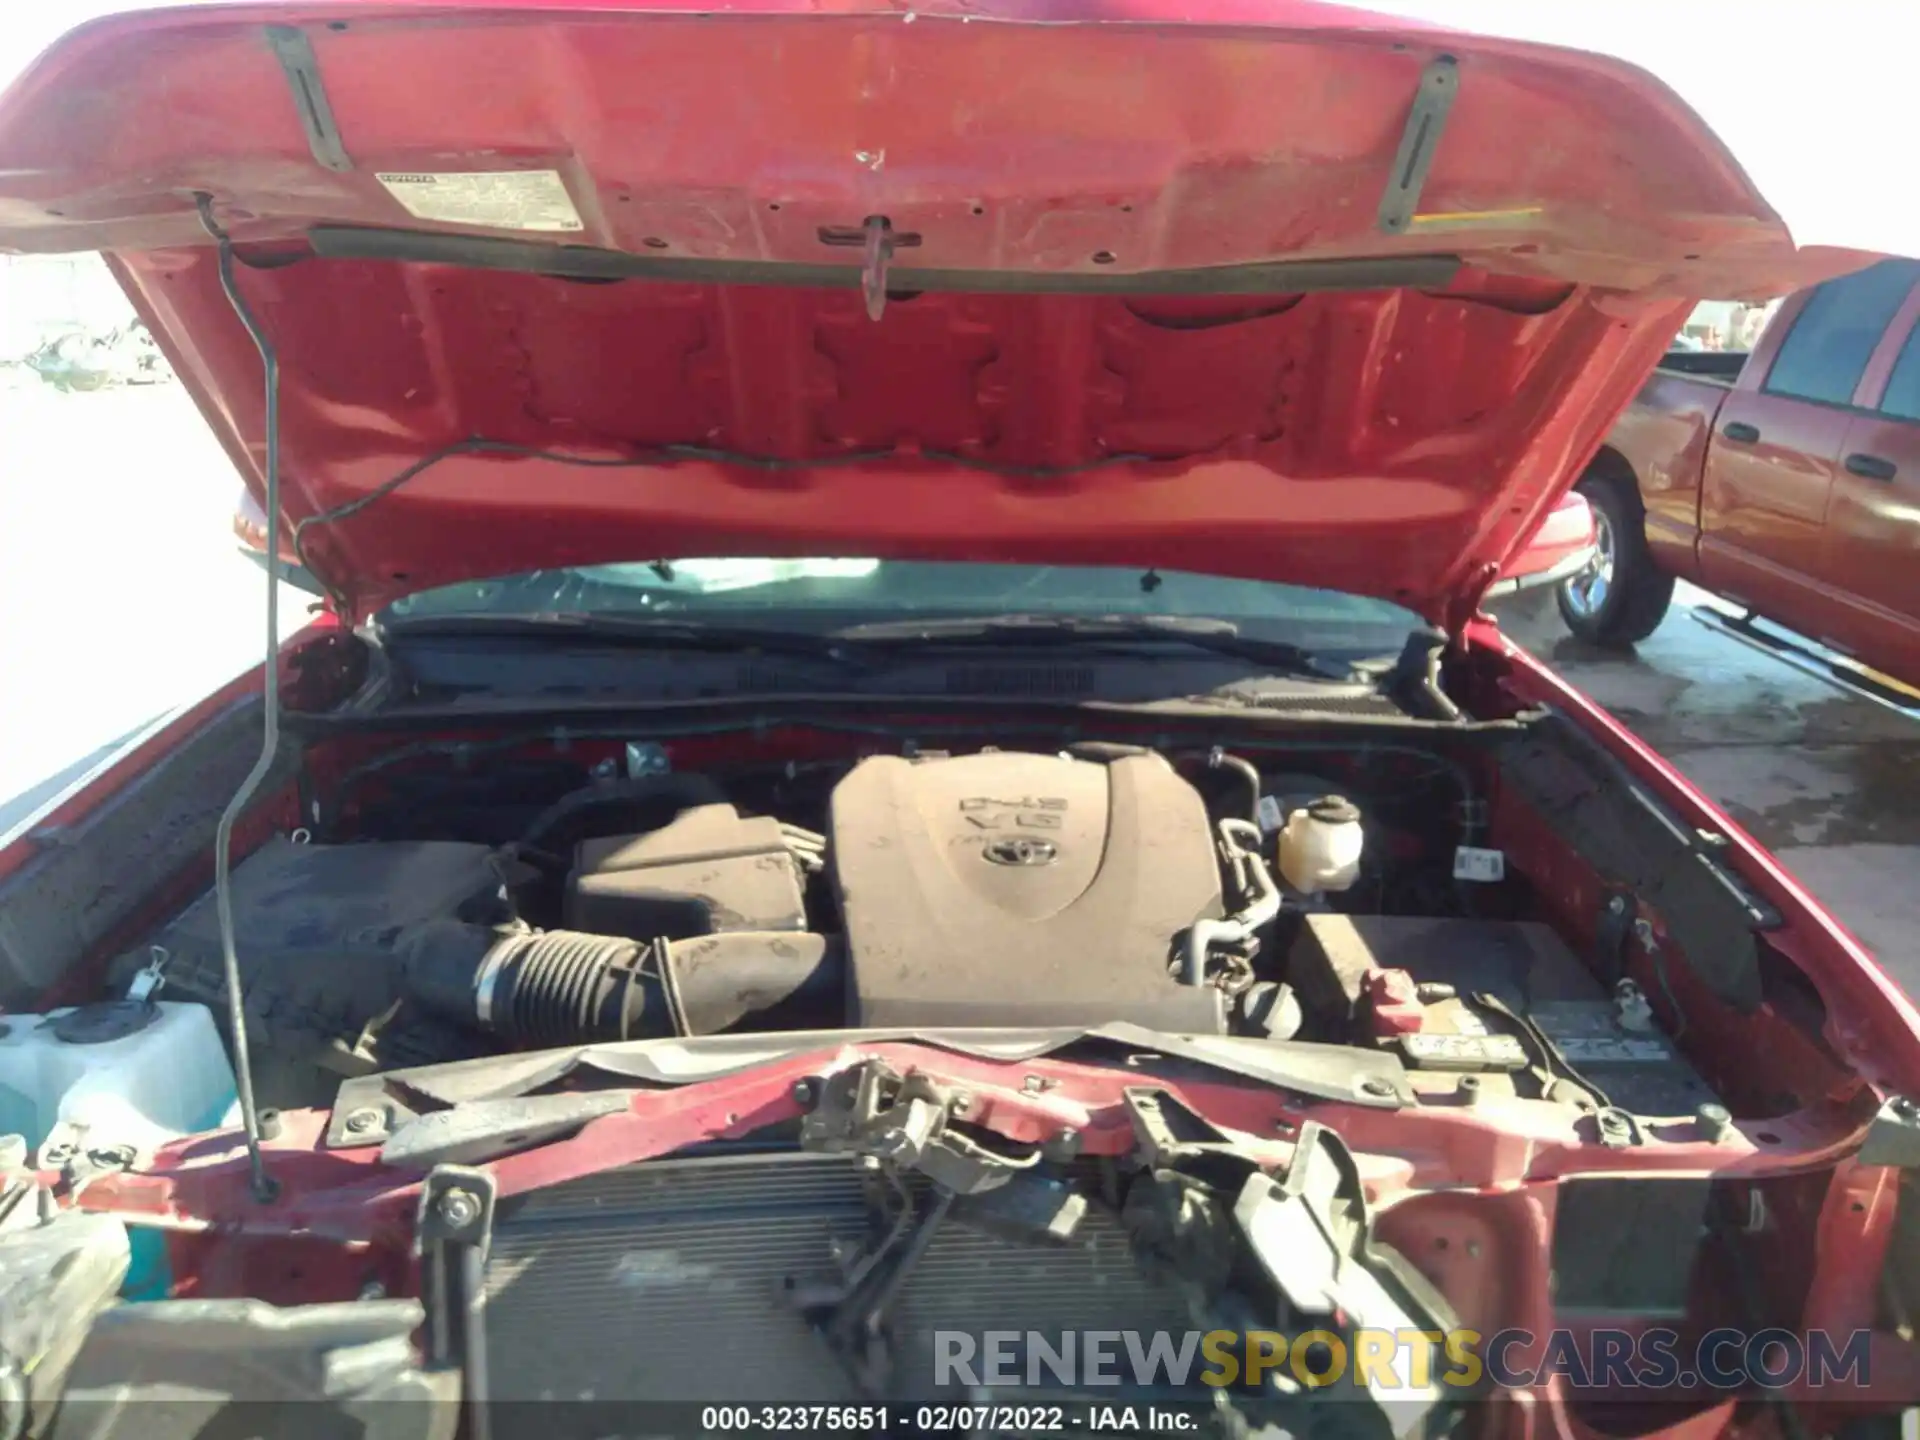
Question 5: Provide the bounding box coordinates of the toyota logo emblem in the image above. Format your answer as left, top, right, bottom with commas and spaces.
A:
983, 837, 1059, 867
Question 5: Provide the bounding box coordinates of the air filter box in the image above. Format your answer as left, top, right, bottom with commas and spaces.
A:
566, 803, 806, 940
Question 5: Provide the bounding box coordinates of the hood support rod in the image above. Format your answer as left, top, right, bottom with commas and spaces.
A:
196, 193, 281, 1204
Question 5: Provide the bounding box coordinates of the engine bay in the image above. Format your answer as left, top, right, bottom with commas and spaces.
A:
0, 710, 1891, 1439
105, 739, 1721, 1129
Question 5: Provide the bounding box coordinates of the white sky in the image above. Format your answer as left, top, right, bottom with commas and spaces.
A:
1361, 0, 1915, 260
1, 1, 1909, 261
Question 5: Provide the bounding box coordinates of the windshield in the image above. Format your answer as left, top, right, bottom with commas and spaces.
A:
379, 559, 1419, 652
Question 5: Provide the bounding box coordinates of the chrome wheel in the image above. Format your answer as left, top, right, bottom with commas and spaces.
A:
1562, 507, 1615, 619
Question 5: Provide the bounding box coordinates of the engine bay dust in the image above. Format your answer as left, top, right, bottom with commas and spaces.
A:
106, 739, 1716, 1123
0, 722, 1820, 1436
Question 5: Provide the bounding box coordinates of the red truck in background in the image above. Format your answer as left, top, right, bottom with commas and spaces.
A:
1560, 257, 1920, 692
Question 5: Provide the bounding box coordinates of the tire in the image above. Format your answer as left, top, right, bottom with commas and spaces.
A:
1556, 473, 1675, 647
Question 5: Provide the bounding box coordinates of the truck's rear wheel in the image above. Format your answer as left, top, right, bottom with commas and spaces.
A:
1556, 475, 1674, 647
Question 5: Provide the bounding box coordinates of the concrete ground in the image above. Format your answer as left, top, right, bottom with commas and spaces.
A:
1, 375, 1914, 990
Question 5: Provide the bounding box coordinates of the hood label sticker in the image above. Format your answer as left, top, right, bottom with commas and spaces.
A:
375, 170, 583, 232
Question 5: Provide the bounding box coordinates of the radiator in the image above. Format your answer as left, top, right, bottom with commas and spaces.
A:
480, 1147, 1190, 1402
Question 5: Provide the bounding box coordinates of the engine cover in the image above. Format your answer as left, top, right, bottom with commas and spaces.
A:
829, 751, 1225, 1030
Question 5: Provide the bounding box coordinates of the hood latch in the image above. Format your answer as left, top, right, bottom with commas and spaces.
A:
818, 216, 922, 322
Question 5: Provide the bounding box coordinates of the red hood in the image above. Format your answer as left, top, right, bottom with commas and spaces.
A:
0, 0, 1871, 624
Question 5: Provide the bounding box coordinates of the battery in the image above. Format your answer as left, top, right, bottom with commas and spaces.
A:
1528, 1002, 1718, 1116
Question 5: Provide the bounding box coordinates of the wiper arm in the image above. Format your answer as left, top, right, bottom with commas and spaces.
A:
377, 612, 863, 662
836, 613, 1341, 677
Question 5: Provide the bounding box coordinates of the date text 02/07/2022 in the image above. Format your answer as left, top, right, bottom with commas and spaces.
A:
694, 1403, 1196, 1433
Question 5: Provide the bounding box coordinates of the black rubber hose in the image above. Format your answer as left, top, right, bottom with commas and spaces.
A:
400, 922, 843, 1046
1212, 752, 1263, 825
1390, 627, 1464, 723
1171, 749, 1262, 825
1065, 741, 1263, 829
510, 772, 726, 860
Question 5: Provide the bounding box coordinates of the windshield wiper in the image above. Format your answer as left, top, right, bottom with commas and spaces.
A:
835, 613, 1343, 677
376, 612, 865, 662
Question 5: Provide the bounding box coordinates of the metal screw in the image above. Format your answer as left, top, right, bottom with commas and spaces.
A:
951, 1090, 973, 1116
1607, 896, 1627, 915
1893, 1096, 1919, 1121
436, 1187, 482, 1230
1696, 1103, 1733, 1142
791, 1078, 818, 1110
1360, 1078, 1397, 1099
344, 1107, 384, 1135
1632, 918, 1658, 949
626, 741, 670, 777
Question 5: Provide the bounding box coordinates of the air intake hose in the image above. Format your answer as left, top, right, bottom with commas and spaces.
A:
400, 922, 843, 1046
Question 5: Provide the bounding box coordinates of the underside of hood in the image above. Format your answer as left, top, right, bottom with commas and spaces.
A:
0, 0, 1871, 624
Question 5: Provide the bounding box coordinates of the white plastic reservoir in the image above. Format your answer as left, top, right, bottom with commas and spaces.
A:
0, 1000, 240, 1160
0, 1000, 240, 1301
1277, 795, 1365, 894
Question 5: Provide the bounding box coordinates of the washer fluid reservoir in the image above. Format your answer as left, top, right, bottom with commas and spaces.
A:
0, 1000, 240, 1301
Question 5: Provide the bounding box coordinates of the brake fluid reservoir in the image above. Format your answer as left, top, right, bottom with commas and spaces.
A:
1277, 795, 1364, 893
